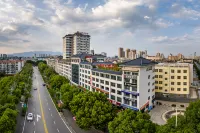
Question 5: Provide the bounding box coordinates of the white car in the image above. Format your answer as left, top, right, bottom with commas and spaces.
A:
27, 113, 33, 121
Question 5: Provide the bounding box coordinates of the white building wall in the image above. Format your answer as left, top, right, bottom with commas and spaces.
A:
138, 66, 155, 110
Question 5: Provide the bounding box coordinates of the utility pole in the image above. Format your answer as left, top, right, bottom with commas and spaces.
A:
175, 107, 177, 127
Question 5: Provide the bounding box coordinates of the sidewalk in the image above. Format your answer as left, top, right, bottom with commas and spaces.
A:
61, 109, 104, 133
15, 102, 25, 133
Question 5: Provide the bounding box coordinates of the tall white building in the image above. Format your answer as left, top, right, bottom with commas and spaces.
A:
63, 31, 90, 59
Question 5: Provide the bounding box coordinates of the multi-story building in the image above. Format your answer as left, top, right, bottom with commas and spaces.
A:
0, 60, 25, 75
79, 57, 157, 111
0, 54, 7, 59
63, 32, 90, 59
118, 47, 124, 58
125, 49, 130, 58
57, 59, 72, 80
155, 63, 193, 97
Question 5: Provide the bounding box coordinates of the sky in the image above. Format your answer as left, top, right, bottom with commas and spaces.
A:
0, 0, 200, 56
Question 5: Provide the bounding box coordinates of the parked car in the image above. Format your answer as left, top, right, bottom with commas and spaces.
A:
34, 88, 37, 90
43, 83, 46, 86
27, 113, 33, 121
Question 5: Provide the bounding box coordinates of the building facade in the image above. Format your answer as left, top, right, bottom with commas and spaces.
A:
0, 60, 25, 75
63, 31, 90, 59
155, 63, 193, 97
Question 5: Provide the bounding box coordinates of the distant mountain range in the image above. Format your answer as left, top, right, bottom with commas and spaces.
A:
8, 51, 62, 57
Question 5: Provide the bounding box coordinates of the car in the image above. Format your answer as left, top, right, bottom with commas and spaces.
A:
43, 83, 46, 86
27, 113, 33, 121
34, 88, 37, 90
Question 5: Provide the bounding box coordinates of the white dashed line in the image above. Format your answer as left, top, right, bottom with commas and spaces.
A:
54, 121, 56, 124
47, 102, 48, 105
49, 108, 50, 111
51, 113, 52, 117
34, 122, 35, 126
57, 128, 60, 133
34, 131, 35, 133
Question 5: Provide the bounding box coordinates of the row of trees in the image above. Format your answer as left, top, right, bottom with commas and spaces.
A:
194, 62, 200, 80
38, 62, 200, 133
0, 63, 33, 133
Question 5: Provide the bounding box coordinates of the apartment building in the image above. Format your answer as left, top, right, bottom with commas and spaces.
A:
63, 32, 90, 59
79, 57, 157, 111
57, 59, 72, 81
155, 63, 193, 97
0, 60, 25, 75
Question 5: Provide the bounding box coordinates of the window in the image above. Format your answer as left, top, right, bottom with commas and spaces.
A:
148, 96, 150, 100
96, 72, 99, 76
171, 76, 174, 79
159, 75, 163, 78
165, 84, 168, 86
111, 82, 115, 87
171, 82, 174, 85
101, 86, 104, 89
183, 82, 187, 85
105, 87, 109, 91
96, 84, 99, 87
183, 70, 187, 73
171, 70, 174, 73
88, 71, 90, 74
171, 88, 174, 91
117, 90, 121, 95
117, 97, 122, 102
148, 89, 150, 92
111, 89, 115, 93
111, 95, 115, 100
159, 87, 162, 90
165, 78, 168, 80
93, 83, 95, 86
177, 76, 181, 79
183, 88, 187, 91
117, 76, 122, 81
159, 69, 163, 72
96, 79, 99, 82
125, 93, 130, 97
92, 72, 95, 75
159, 81, 162, 84
165, 72, 168, 74
92, 77, 95, 81
177, 88, 181, 91
148, 82, 150, 86
155, 81, 158, 84
85, 70, 87, 73
155, 75, 158, 78
155, 86, 158, 89
152, 95, 155, 99
111, 75, 116, 80
117, 84, 122, 89
100, 80, 104, 84
148, 75, 150, 79
100, 73, 105, 77
105, 81, 109, 85
177, 82, 181, 85
184, 76, 187, 79
106, 74, 110, 78
155, 69, 158, 72
177, 70, 181, 73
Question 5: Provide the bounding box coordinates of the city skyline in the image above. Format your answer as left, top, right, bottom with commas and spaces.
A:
0, 0, 200, 56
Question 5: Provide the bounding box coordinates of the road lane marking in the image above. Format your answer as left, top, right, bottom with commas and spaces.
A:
57, 129, 60, 133
49, 108, 50, 111
51, 113, 52, 117
34, 131, 35, 133
54, 121, 56, 124
34, 122, 35, 126
47, 102, 48, 105
47, 89, 73, 133
37, 81, 49, 133
21, 115, 26, 133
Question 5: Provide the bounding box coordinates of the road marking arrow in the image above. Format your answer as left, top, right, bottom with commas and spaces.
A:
37, 114, 41, 122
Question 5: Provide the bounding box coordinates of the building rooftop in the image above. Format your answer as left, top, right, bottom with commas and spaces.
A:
92, 68, 122, 75
120, 57, 157, 66
71, 53, 105, 59
92, 62, 113, 65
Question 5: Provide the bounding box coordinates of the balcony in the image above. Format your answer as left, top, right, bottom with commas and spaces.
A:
121, 89, 139, 96
124, 74, 137, 79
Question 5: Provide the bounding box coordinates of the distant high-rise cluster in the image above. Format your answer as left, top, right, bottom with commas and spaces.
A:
63, 31, 90, 59
118, 47, 146, 59
0, 54, 7, 59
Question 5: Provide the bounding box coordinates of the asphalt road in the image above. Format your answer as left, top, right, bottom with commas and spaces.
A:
22, 67, 72, 133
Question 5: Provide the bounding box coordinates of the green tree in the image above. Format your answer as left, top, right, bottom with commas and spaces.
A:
49, 75, 69, 89
0, 108, 18, 133
70, 92, 116, 130
108, 109, 156, 133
